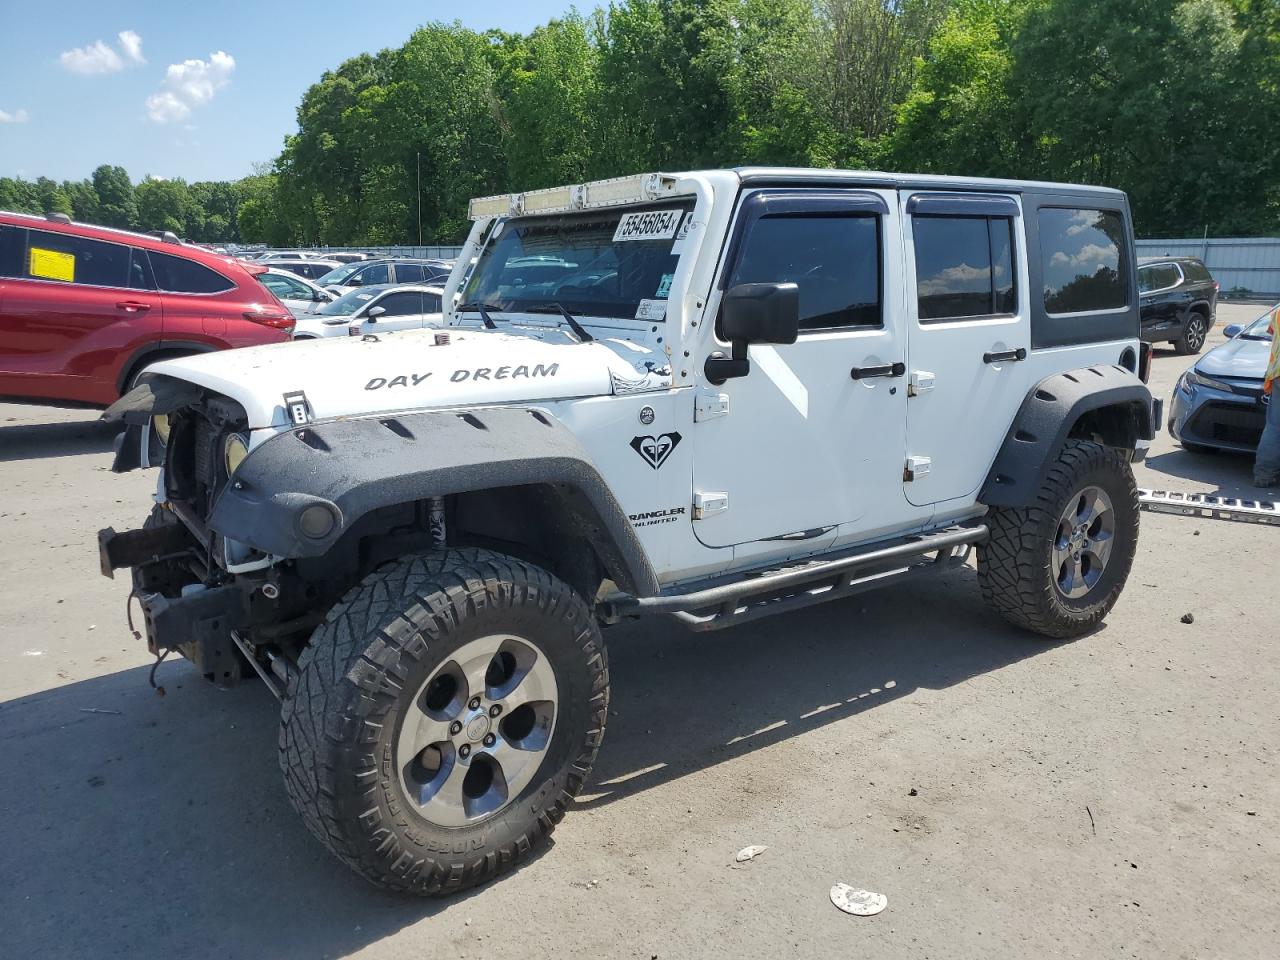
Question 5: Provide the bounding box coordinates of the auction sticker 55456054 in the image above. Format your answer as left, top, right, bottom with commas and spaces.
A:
613, 208, 684, 242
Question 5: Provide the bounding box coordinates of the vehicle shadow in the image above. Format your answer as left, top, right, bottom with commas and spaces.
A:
0, 565, 1063, 959
584, 565, 1068, 805
0, 418, 116, 463
1141, 448, 1267, 502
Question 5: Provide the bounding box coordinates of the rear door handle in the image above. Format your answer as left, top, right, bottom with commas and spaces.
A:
983, 348, 1027, 364
850, 361, 905, 381
117, 301, 153, 313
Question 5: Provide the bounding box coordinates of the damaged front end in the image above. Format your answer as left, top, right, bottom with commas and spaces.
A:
99, 376, 314, 691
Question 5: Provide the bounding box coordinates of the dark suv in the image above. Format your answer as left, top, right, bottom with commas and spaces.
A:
1138, 256, 1218, 354
0, 211, 294, 407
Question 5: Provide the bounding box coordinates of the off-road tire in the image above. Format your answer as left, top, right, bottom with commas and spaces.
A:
978, 440, 1138, 639
1173, 311, 1209, 355
278, 548, 609, 896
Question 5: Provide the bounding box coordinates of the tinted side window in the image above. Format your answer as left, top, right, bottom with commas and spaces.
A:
913, 216, 1017, 321
395, 263, 426, 283
24, 229, 131, 287
0, 225, 25, 278
1138, 264, 1180, 293
425, 294, 443, 313
1039, 208, 1127, 314
375, 292, 423, 316
127, 248, 154, 290
359, 263, 390, 285
729, 215, 881, 330
1183, 260, 1212, 283
150, 251, 234, 294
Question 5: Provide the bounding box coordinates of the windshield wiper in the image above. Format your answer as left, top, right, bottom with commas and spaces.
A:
456, 301, 498, 330
525, 302, 594, 342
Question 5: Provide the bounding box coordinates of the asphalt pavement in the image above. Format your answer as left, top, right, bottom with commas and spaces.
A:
0, 301, 1276, 959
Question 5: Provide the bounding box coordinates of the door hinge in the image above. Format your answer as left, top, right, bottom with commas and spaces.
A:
908, 371, 935, 397
904, 456, 931, 482
693, 491, 729, 520
694, 390, 730, 422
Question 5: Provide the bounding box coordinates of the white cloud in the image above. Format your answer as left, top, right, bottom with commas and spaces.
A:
118, 30, 145, 65
1051, 242, 1116, 271
60, 40, 123, 74
146, 51, 235, 124
918, 262, 989, 297
0, 108, 29, 123
60, 31, 145, 74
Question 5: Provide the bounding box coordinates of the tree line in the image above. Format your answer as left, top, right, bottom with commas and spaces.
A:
4, 0, 1278, 245
0, 164, 277, 244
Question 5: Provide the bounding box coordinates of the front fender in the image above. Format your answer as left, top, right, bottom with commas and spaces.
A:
980, 366, 1154, 508
206, 406, 659, 597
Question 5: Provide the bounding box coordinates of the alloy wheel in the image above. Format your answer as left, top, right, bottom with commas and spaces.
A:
1052, 485, 1116, 600
395, 634, 558, 828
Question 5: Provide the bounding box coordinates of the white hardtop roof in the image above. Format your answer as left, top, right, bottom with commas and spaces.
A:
468, 167, 1128, 220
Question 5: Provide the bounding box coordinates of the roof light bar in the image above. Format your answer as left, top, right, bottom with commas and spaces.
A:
468, 172, 679, 220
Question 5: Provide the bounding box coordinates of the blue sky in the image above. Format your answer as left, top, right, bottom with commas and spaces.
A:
0, 0, 579, 184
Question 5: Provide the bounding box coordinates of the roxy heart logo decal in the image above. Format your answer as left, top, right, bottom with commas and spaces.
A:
630, 432, 682, 470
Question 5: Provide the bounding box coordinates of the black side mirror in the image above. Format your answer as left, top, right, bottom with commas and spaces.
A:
705, 282, 800, 385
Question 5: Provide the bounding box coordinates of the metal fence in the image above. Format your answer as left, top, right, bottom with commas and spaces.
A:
1136, 237, 1280, 299
311, 245, 465, 260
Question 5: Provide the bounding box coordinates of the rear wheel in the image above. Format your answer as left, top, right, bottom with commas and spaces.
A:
278, 548, 608, 895
978, 440, 1139, 639
1174, 312, 1208, 355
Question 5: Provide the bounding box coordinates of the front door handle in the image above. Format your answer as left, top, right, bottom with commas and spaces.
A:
983, 347, 1027, 364
850, 361, 905, 381
116, 301, 153, 313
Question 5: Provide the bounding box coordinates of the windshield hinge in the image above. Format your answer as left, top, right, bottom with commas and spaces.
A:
694, 390, 730, 422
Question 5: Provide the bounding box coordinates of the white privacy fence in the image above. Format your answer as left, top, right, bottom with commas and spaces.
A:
1136, 237, 1280, 299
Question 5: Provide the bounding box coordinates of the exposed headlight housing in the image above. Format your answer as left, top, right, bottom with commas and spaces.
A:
1184, 368, 1234, 393
223, 433, 249, 477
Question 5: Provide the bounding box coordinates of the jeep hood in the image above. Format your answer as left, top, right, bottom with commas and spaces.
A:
135, 327, 672, 427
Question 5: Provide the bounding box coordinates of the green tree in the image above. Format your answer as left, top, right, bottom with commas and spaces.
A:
91, 164, 138, 229
136, 177, 200, 236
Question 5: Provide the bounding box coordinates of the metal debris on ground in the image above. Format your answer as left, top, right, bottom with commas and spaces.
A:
735, 845, 768, 862
830, 884, 887, 916
78, 707, 122, 715
1180, 613, 1195, 624
1137, 489, 1280, 526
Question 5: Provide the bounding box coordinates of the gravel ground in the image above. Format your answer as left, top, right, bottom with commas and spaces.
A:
0, 301, 1276, 959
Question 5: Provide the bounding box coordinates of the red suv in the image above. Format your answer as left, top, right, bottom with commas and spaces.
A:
0, 212, 294, 407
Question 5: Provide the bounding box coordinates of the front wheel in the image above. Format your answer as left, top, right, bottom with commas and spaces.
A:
978, 440, 1139, 639
278, 548, 608, 895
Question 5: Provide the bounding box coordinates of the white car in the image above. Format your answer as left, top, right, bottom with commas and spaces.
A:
266, 258, 342, 282
316, 259, 452, 296
258, 269, 335, 319
291, 284, 445, 339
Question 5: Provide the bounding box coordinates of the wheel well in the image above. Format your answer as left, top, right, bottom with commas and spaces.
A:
119, 348, 202, 395
1068, 401, 1147, 451
448, 484, 613, 600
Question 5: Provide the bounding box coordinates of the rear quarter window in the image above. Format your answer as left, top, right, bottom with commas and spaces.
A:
1183, 260, 1213, 283
1039, 208, 1128, 314
150, 251, 235, 294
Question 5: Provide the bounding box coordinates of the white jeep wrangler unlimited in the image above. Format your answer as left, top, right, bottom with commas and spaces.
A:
101, 168, 1158, 895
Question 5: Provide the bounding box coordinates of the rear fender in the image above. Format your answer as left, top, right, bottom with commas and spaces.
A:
980, 366, 1154, 508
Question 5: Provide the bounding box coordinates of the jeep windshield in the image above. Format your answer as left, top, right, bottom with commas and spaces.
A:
461, 200, 695, 322
316, 263, 362, 286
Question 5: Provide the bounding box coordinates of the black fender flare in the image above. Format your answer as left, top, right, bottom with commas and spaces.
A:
206, 406, 660, 597
979, 366, 1154, 508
